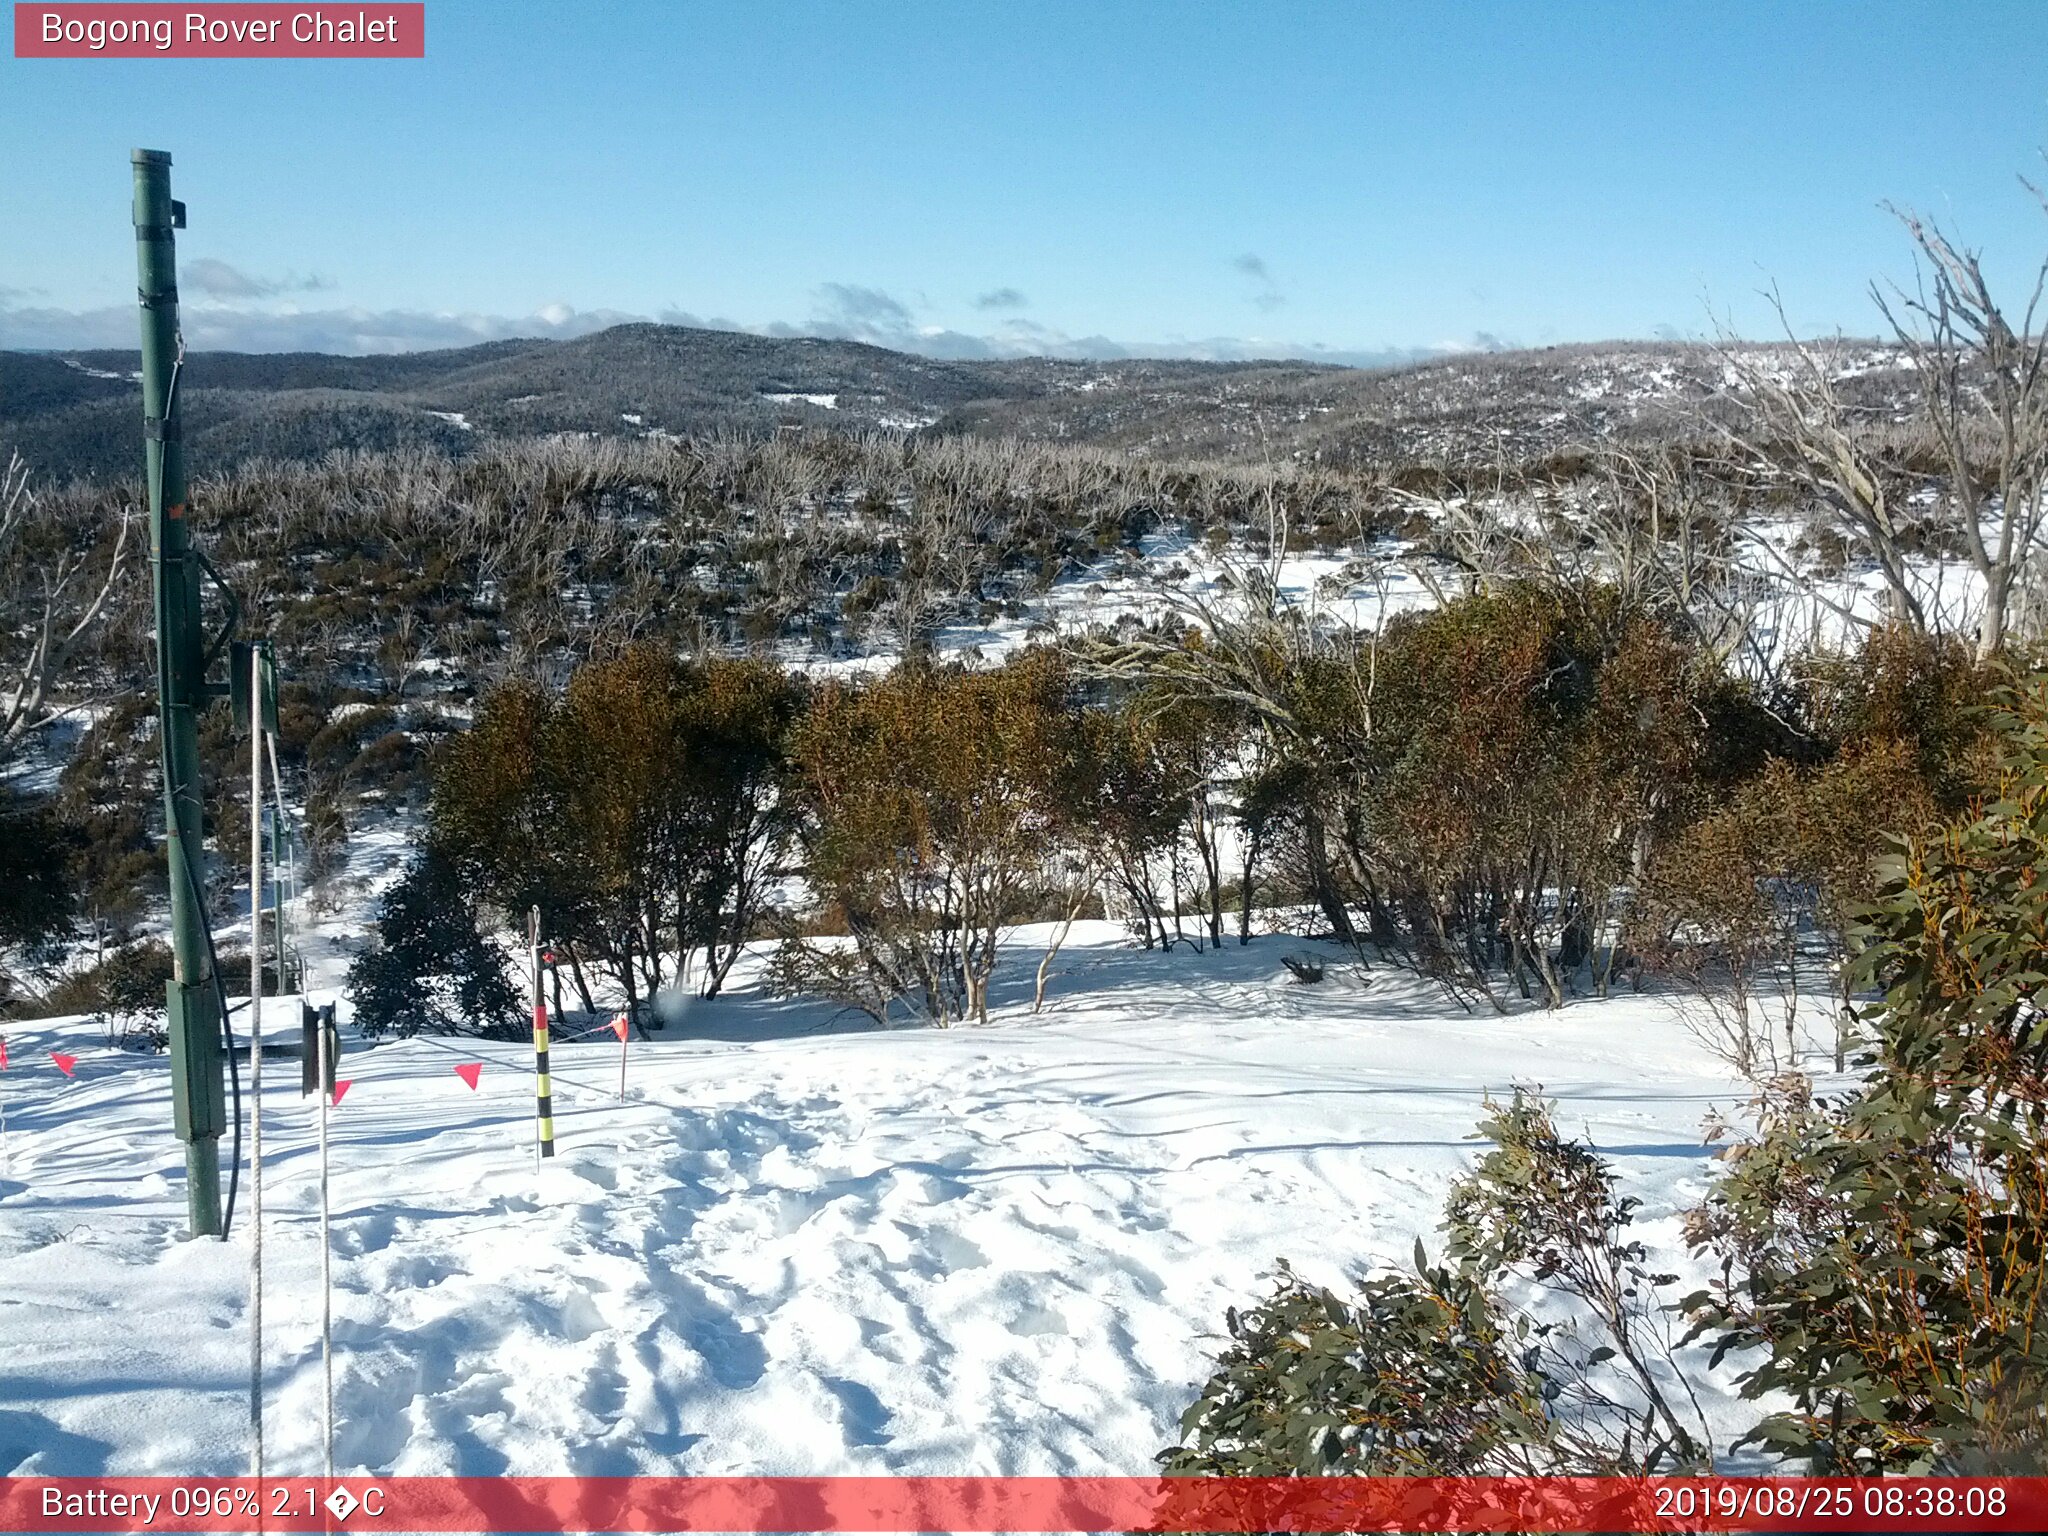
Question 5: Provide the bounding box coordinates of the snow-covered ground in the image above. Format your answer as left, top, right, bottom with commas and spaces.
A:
777, 499, 1997, 683
0, 923, 1797, 1478
792, 531, 1445, 678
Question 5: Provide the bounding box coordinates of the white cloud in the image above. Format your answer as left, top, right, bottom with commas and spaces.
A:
0, 284, 1504, 369
185, 259, 332, 299
0, 297, 641, 354
1232, 253, 1284, 312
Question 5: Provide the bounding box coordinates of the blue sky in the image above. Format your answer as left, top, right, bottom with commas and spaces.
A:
4, 0, 2046, 359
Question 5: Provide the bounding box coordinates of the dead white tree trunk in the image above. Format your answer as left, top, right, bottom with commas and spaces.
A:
0, 453, 135, 753
1719, 191, 2048, 659
1874, 199, 2048, 660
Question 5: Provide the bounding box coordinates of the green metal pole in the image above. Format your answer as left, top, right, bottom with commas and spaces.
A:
135, 149, 226, 1239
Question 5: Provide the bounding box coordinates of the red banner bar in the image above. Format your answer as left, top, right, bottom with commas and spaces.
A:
13, 4, 424, 58
3, 1476, 2046, 1532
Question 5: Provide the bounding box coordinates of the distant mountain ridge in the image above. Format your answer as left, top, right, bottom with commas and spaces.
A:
0, 322, 1907, 483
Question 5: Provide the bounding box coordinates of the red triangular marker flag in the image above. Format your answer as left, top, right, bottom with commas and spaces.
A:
331, 1079, 352, 1107
50, 1052, 77, 1077
454, 1062, 482, 1090
0, 1036, 9, 1069
610, 1015, 629, 1042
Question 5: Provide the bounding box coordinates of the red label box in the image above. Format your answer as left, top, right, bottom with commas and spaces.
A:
14, 4, 425, 57
4, 1476, 2048, 1533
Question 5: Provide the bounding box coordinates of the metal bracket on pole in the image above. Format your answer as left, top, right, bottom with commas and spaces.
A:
197, 550, 243, 683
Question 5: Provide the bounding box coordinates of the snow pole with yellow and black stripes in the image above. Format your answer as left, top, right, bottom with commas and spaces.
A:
528, 906, 556, 1160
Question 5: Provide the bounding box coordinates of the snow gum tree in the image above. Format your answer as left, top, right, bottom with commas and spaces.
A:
430, 646, 801, 1026
1069, 688, 1244, 954
677, 658, 807, 997
1306, 587, 1715, 1008
782, 653, 1076, 1025
543, 646, 699, 1026
1629, 627, 1989, 1073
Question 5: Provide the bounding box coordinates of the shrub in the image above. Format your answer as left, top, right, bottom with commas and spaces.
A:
1683, 679, 2048, 1473
1313, 587, 1708, 1009
1160, 1259, 1555, 1476
39, 940, 174, 1050
1630, 792, 1794, 1077
1632, 731, 1948, 1079
345, 850, 521, 1039
0, 786, 80, 965
1442, 1092, 1708, 1468
1801, 625, 1997, 810
1166, 1091, 1709, 1478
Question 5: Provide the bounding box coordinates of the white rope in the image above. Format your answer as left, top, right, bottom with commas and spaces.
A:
389, 1023, 656, 1106
545, 1015, 633, 1046
318, 1011, 334, 1481
247, 644, 265, 1483
264, 733, 293, 991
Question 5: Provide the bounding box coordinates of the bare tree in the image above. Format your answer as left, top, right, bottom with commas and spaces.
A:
0, 453, 134, 754
1874, 199, 2048, 658
374, 608, 435, 700
1069, 478, 1380, 951
1716, 325, 1932, 638
1718, 191, 2048, 659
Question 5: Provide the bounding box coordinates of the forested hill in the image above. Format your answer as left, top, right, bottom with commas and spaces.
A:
0, 325, 1318, 481
0, 323, 1910, 484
